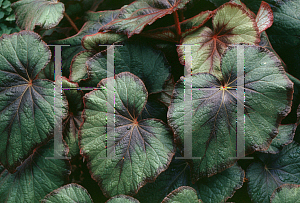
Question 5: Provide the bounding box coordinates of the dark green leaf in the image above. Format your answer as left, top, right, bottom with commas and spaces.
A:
0, 31, 68, 172
82, 41, 171, 94
247, 142, 300, 203
168, 45, 293, 181
80, 72, 175, 197
62, 78, 83, 158
0, 139, 71, 203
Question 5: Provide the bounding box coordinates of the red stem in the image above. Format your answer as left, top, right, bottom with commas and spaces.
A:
173, 11, 182, 40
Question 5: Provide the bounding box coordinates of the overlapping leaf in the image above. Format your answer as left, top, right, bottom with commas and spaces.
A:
270, 184, 300, 203
177, 2, 260, 78
0, 139, 71, 203
53, 9, 120, 78
260, 124, 296, 154
81, 41, 171, 94
97, 0, 191, 37
266, 0, 300, 80
168, 45, 293, 182
11, 0, 65, 30
62, 78, 83, 157
69, 32, 127, 83
80, 72, 175, 197
162, 186, 202, 203
141, 10, 213, 42
42, 183, 93, 203
246, 142, 300, 203
135, 149, 244, 203
0, 31, 68, 172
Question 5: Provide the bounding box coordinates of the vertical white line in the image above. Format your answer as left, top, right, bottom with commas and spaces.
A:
236, 45, 245, 159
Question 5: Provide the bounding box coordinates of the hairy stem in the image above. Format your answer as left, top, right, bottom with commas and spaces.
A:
173, 11, 182, 41
63, 12, 79, 33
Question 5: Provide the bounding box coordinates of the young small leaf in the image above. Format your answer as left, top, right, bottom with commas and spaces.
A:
177, 2, 260, 78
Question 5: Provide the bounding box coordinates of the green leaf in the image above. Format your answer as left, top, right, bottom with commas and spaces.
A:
157, 76, 175, 107
62, 78, 83, 158
260, 124, 296, 154
69, 32, 127, 83
106, 195, 140, 203
79, 72, 175, 197
168, 45, 293, 181
69, 51, 94, 83
0, 139, 71, 203
97, 0, 190, 38
11, 0, 65, 30
266, 0, 300, 80
42, 183, 93, 203
82, 32, 127, 52
246, 142, 300, 203
162, 186, 202, 203
53, 9, 125, 78
191, 164, 244, 203
82, 41, 171, 94
270, 184, 300, 203
0, 31, 68, 172
178, 2, 260, 78
134, 150, 191, 203
135, 149, 244, 203
141, 10, 213, 43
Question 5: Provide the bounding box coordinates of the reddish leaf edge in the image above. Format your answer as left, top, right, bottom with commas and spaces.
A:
41, 183, 92, 202
78, 72, 176, 198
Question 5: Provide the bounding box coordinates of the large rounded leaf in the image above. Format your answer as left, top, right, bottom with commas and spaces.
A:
270, 184, 300, 203
177, 2, 260, 78
246, 142, 300, 203
79, 72, 175, 197
168, 45, 293, 182
82, 41, 171, 94
11, 0, 65, 30
42, 183, 93, 203
0, 139, 71, 203
0, 31, 68, 172
162, 186, 202, 203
